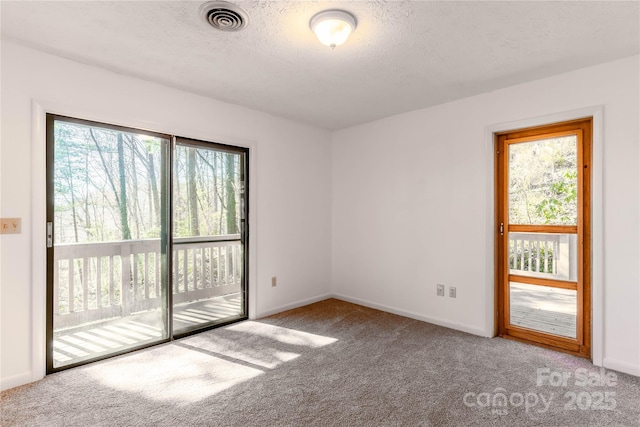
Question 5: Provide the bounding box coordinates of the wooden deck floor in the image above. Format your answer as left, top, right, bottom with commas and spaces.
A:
54, 286, 578, 368
53, 293, 242, 368
510, 283, 576, 338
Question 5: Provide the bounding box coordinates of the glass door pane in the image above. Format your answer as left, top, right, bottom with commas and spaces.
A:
509, 282, 577, 338
505, 132, 580, 339
49, 116, 169, 370
509, 135, 578, 226
172, 139, 247, 335
508, 232, 577, 281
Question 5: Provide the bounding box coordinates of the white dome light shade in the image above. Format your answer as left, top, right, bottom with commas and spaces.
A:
310, 10, 357, 48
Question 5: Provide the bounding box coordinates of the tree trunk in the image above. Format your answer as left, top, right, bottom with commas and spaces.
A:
187, 147, 200, 235
148, 152, 160, 227
213, 152, 218, 212
129, 139, 141, 238
117, 133, 132, 240
225, 154, 237, 234
66, 149, 80, 243
84, 153, 92, 239
89, 128, 122, 239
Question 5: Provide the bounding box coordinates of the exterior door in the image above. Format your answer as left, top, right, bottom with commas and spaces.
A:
496, 118, 591, 358
171, 138, 248, 336
46, 115, 249, 372
46, 115, 171, 372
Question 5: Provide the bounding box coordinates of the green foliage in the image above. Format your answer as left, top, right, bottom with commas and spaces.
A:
53, 120, 242, 244
534, 170, 577, 224
508, 136, 578, 226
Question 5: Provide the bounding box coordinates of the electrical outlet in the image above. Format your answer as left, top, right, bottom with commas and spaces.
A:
271, 276, 277, 287
0, 218, 21, 234
437, 284, 445, 297
449, 286, 456, 298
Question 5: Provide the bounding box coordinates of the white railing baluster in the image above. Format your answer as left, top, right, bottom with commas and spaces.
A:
179, 248, 184, 292
216, 246, 221, 286
518, 239, 523, 271
201, 247, 206, 289
232, 246, 236, 284
225, 246, 230, 285
155, 251, 160, 297
173, 250, 178, 293
144, 252, 150, 300
54, 260, 60, 314
183, 248, 188, 292
176, 249, 181, 292
208, 247, 214, 288
54, 237, 242, 328
192, 247, 198, 291
232, 246, 241, 284
507, 233, 574, 281
121, 244, 131, 315
134, 252, 140, 302
547, 240, 552, 273
108, 256, 114, 306
96, 257, 102, 308
82, 257, 89, 311
235, 246, 240, 283
69, 259, 75, 313
511, 239, 515, 270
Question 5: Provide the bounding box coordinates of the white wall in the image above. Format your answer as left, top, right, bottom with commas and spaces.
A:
332, 55, 640, 376
0, 41, 332, 390
2, 39, 638, 391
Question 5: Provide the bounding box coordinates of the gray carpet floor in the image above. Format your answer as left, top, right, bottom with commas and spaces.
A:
2, 298, 639, 426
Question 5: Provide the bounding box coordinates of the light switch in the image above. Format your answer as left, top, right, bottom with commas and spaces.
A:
0, 218, 21, 234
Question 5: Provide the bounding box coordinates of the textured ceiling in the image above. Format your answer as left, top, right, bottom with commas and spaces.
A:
1, 1, 639, 130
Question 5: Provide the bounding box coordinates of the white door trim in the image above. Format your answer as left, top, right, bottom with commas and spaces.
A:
31, 99, 258, 382
484, 106, 604, 366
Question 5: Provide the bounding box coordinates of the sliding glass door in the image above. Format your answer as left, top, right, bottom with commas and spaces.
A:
46, 115, 248, 372
171, 138, 247, 336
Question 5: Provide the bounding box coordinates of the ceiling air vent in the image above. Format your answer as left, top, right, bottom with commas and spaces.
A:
200, 1, 249, 32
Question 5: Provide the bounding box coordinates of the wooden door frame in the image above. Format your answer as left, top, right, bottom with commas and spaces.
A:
495, 118, 592, 358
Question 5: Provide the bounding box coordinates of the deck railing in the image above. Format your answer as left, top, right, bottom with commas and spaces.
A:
54, 236, 243, 329
508, 232, 577, 281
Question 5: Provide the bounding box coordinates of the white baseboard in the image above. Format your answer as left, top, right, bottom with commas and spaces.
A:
255, 292, 488, 338
6, 294, 633, 392
602, 357, 640, 377
332, 293, 487, 337
1, 371, 35, 392
254, 293, 332, 319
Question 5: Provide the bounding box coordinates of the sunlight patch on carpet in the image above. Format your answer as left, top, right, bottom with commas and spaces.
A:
226, 321, 338, 348
85, 345, 263, 404
178, 335, 302, 369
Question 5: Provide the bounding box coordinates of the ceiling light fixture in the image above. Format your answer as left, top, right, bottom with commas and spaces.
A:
309, 10, 357, 48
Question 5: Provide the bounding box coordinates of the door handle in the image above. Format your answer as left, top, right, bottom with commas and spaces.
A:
47, 222, 53, 248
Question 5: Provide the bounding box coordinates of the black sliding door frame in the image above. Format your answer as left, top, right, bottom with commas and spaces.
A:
45, 114, 249, 373
171, 136, 249, 339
